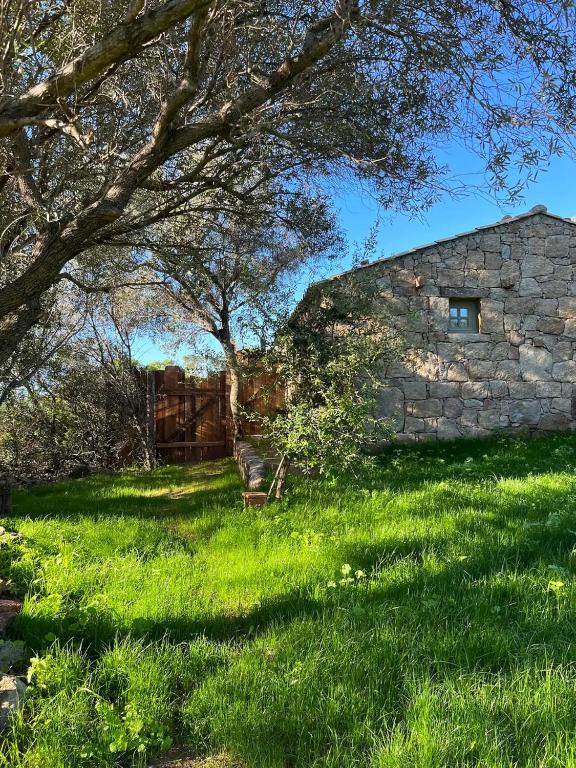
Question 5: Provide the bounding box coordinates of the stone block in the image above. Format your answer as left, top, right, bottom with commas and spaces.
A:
437, 268, 464, 287
550, 398, 572, 414
564, 319, 576, 338
462, 382, 491, 399
466, 250, 485, 269
411, 399, 442, 418
404, 416, 425, 433
480, 300, 504, 332
491, 342, 511, 361
485, 253, 503, 270
519, 278, 542, 297
480, 234, 501, 252
546, 234, 570, 258
401, 380, 427, 399
508, 381, 536, 398
496, 360, 520, 380
377, 387, 405, 430
446, 363, 468, 381
542, 281, 568, 298
386, 361, 414, 378
391, 269, 416, 290
429, 382, 460, 398
395, 434, 418, 444
540, 413, 571, 431
508, 330, 524, 346
552, 361, 576, 382
478, 270, 502, 288
463, 342, 492, 359
521, 254, 554, 278
459, 408, 478, 428
519, 345, 553, 381
0, 675, 26, 733
505, 315, 522, 332
461, 409, 478, 427
552, 342, 573, 362
537, 317, 564, 335
533, 299, 558, 315
554, 265, 573, 280
429, 297, 449, 330
437, 418, 462, 440
501, 261, 520, 288
490, 380, 508, 398
468, 360, 496, 380
478, 411, 504, 429
438, 342, 464, 361
505, 297, 536, 314
535, 381, 562, 398
558, 297, 576, 317
444, 398, 464, 418
509, 399, 542, 426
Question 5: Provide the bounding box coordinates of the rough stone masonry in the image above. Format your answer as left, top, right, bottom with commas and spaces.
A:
326, 205, 576, 442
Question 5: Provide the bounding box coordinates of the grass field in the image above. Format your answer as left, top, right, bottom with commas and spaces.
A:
3, 433, 576, 766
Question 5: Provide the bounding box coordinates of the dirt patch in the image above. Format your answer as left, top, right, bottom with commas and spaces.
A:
151, 748, 240, 768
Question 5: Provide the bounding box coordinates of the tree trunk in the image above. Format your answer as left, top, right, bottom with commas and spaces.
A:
220, 337, 243, 442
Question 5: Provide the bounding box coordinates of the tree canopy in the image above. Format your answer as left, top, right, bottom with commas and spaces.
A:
2, 0, 576, 378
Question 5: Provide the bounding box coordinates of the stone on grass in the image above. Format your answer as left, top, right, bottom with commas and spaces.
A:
0, 675, 25, 732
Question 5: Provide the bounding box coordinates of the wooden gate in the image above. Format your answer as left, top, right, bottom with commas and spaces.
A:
150, 364, 284, 463
153, 366, 232, 463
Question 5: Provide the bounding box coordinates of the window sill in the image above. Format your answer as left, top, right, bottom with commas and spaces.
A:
446, 332, 489, 341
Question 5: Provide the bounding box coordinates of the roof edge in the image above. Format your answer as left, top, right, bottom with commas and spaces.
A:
315, 207, 576, 288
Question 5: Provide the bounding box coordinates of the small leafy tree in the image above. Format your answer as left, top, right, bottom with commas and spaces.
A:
260, 276, 403, 498
140, 188, 341, 437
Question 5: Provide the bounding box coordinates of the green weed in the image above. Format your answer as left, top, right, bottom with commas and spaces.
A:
3, 434, 576, 766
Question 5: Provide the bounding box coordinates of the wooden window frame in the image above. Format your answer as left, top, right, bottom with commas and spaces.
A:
448, 298, 480, 333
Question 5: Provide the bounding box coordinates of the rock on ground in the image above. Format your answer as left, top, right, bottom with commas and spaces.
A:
0, 674, 26, 731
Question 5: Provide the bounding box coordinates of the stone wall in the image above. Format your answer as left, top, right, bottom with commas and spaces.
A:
347, 209, 576, 441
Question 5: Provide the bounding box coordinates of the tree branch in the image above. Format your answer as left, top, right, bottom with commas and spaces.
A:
0, 0, 213, 137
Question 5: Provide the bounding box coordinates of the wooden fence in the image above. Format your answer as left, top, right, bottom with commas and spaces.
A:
150, 366, 283, 463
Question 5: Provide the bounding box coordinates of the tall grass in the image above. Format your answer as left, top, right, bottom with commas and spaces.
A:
3, 434, 576, 766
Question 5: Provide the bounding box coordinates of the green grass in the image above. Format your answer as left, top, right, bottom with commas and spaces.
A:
3, 433, 576, 766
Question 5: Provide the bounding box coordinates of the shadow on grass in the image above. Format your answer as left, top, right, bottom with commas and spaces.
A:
11, 460, 243, 522
371, 431, 576, 492
13, 465, 576, 669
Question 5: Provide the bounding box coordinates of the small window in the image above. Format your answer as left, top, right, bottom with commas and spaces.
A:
448, 299, 480, 333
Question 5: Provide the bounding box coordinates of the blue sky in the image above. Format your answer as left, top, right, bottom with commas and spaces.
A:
136, 147, 576, 365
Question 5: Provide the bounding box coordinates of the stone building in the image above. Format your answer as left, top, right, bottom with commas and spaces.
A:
320, 205, 576, 442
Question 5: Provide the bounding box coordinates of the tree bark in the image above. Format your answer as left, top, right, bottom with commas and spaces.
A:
221, 337, 242, 442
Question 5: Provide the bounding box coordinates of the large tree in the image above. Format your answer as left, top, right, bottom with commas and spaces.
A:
140, 186, 340, 432
1, 0, 576, 374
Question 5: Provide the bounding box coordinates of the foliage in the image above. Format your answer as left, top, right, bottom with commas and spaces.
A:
3, 0, 576, 371
3, 436, 576, 764
0, 299, 153, 481
140, 191, 342, 431
259, 276, 404, 489
0, 531, 39, 598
